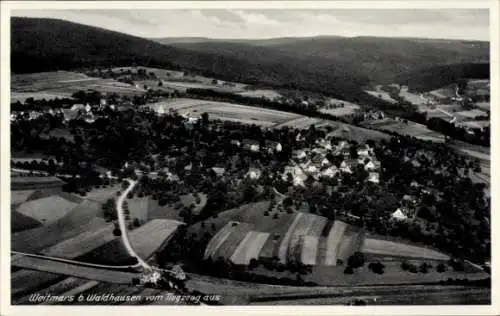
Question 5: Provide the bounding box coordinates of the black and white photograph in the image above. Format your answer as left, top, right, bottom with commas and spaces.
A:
1, 0, 498, 313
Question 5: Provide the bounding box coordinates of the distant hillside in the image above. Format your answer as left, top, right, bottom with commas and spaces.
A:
157, 36, 489, 84
11, 17, 369, 102
395, 63, 490, 92
12, 18, 489, 114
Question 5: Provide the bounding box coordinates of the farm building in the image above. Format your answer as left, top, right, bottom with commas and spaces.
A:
391, 208, 408, 221
282, 165, 308, 186
321, 166, 339, 178
242, 139, 260, 152
246, 167, 262, 180
292, 150, 307, 161
368, 172, 380, 184
211, 167, 226, 178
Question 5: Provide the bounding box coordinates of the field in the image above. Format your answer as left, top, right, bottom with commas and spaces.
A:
12, 199, 104, 253
455, 109, 489, 120
319, 104, 359, 117
11, 71, 146, 98
326, 121, 391, 142
11, 190, 36, 205
11, 176, 64, 190
11, 91, 73, 103
192, 202, 365, 268
399, 87, 425, 105
462, 120, 490, 130
41, 224, 116, 258
14, 195, 78, 225
146, 98, 301, 127
364, 85, 398, 104
11, 256, 135, 284
363, 118, 445, 143
475, 102, 490, 111
230, 231, 271, 265
85, 185, 121, 204
362, 238, 450, 261
11, 210, 42, 233
237, 89, 282, 100
80, 219, 184, 265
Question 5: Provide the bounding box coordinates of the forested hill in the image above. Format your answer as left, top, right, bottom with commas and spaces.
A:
395, 63, 490, 92
11, 17, 489, 110
155, 36, 489, 84
11, 17, 368, 100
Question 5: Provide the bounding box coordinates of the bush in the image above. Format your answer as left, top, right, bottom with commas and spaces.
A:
419, 262, 431, 274
437, 263, 447, 273
408, 264, 418, 273
344, 266, 354, 274
264, 211, 270, 216
347, 252, 365, 269
336, 259, 344, 266
248, 258, 259, 270
273, 213, 279, 219
368, 261, 386, 274
401, 260, 410, 271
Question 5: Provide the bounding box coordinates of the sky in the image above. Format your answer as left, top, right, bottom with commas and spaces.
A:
13, 9, 490, 41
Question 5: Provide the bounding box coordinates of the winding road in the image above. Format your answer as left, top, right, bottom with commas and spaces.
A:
116, 179, 152, 271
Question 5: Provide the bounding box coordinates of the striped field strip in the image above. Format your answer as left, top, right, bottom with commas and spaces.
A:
203, 222, 238, 260
229, 231, 270, 265
301, 235, 319, 265
287, 215, 315, 263
323, 221, 347, 266
277, 213, 303, 263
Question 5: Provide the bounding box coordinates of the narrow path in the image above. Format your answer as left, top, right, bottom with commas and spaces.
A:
116, 179, 152, 271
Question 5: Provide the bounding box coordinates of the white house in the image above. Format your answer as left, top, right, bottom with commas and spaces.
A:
293, 150, 307, 160
391, 208, 408, 221
321, 166, 339, 178
340, 161, 352, 174
246, 167, 262, 180
368, 172, 379, 184
364, 161, 377, 172
282, 165, 308, 186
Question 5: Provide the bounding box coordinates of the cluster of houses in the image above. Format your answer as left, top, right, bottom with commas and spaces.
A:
362, 109, 385, 121
280, 139, 381, 187
11, 99, 116, 124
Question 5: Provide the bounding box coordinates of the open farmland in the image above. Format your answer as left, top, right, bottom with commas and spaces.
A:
11, 211, 42, 233
362, 238, 449, 261
213, 223, 254, 261
146, 98, 301, 127
273, 117, 323, 129
14, 276, 95, 304
192, 202, 366, 268
475, 102, 490, 111
11, 190, 36, 205
14, 196, 78, 225
12, 199, 104, 253
363, 118, 445, 143
237, 89, 283, 100
41, 224, 116, 258
11, 256, 136, 284
326, 122, 391, 142
230, 231, 270, 265
12, 71, 145, 97
364, 85, 398, 104
80, 219, 184, 265
319, 104, 359, 117
11, 269, 67, 298
11, 91, 73, 103
85, 185, 121, 204
399, 87, 425, 105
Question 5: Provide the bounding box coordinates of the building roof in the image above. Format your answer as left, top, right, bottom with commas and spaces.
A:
392, 208, 408, 220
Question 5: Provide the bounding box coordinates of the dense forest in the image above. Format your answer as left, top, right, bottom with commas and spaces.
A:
11, 18, 489, 113
396, 63, 490, 92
